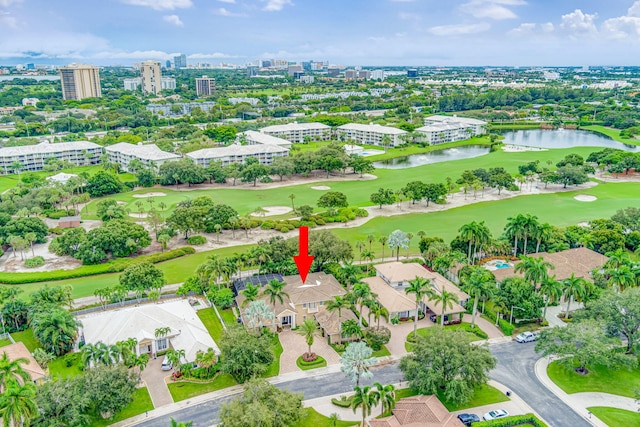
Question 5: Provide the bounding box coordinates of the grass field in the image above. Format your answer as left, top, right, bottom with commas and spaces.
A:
264, 334, 283, 377
197, 308, 226, 343
582, 125, 640, 146
296, 408, 357, 427
587, 407, 640, 427
547, 361, 640, 398
93, 387, 154, 427
167, 372, 238, 402
11, 329, 41, 352
49, 353, 83, 379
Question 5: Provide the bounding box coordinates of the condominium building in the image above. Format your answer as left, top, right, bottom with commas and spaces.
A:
259, 122, 331, 143
195, 76, 216, 96
174, 54, 187, 69
104, 142, 180, 172
186, 144, 289, 168
415, 115, 487, 145
140, 61, 162, 95
0, 141, 102, 174
161, 77, 176, 90
240, 130, 292, 149
371, 70, 385, 80
123, 77, 141, 91
336, 123, 408, 147
58, 64, 102, 100
146, 102, 217, 116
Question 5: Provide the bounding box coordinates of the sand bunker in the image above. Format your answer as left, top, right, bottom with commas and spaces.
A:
577, 221, 590, 227
116, 201, 128, 206
129, 212, 148, 218
311, 186, 330, 190
250, 206, 293, 217
574, 195, 597, 202
502, 144, 547, 153
133, 192, 166, 198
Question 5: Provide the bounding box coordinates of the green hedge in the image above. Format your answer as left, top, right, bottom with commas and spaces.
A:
24, 256, 45, 268
471, 413, 548, 427
461, 322, 489, 339
484, 307, 515, 336
331, 396, 353, 408
0, 247, 196, 284
187, 235, 207, 245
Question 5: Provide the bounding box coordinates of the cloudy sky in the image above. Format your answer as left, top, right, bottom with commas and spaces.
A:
1, 0, 640, 66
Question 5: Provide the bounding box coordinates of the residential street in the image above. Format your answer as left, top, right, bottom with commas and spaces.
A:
133, 342, 591, 427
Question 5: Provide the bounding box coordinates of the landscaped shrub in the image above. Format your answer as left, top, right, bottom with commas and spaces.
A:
46, 209, 76, 219
208, 288, 234, 309
24, 256, 45, 268
261, 221, 275, 230
471, 414, 548, 427
484, 307, 515, 336
331, 343, 345, 353
187, 235, 207, 245
365, 326, 391, 351
331, 395, 353, 408
461, 323, 489, 339
48, 227, 64, 235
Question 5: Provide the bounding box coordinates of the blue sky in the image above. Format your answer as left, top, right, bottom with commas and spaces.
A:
1, 0, 640, 66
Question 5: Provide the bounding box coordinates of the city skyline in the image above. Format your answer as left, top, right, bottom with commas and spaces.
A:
1, 0, 640, 66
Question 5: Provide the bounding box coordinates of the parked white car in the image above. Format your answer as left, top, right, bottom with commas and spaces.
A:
161, 357, 173, 371
483, 409, 509, 421
515, 331, 537, 343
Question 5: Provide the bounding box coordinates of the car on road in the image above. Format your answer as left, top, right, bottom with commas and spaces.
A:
430, 314, 448, 323
515, 331, 537, 343
483, 409, 509, 421
457, 413, 481, 426
161, 357, 173, 371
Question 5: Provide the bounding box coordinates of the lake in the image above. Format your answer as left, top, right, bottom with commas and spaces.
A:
502, 129, 640, 152
373, 145, 491, 169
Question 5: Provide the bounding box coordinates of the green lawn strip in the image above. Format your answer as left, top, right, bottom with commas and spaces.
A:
547, 360, 640, 398
197, 308, 225, 343
263, 334, 283, 378
296, 407, 358, 427
92, 387, 154, 427
219, 308, 237, 326
10, 329, 41, 352
0, 339, 10, 347
48, 353, 83, 379
436, 384, 510, 412
587, 406, 640, 427
296, 355, 327, 371
168, 373, 238, 402
582, 125, 640, 145
371, 345, 391, 357
405, 323, 487, 351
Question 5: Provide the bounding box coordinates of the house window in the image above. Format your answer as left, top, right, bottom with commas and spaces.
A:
303, 303, 307, 308
157, 338, 168, 351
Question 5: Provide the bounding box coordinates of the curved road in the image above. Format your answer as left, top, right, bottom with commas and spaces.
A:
136, 342, 590, 427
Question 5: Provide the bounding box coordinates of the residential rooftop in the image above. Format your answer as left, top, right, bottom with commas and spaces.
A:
0, 141, 101, 156
186, 143, 289, 159
104, 142, 181, 161
259, 122, 330, 132
337, 123, 407, 135
424, 114, 487, 126
241, 130, 292, 146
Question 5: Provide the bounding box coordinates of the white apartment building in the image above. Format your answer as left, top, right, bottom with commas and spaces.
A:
415, 115, 487, 145
336, 123, 407, 147
140, 61, 162, 95
0, 141, 102, 174
104, 142, 180, 172
161, 77, 176, 90
259, 122, 331, 143
186, 144, 289, 168
123, 77, 141, 91
240, 130, 292, 149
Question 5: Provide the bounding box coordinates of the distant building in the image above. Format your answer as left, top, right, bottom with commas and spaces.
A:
344, 69, 357, 80
58, 63, 102, 100
174, 54, 187, 69
299, 75, 314, 84
415, 115, 487, 145
239, 130, 292, 149
337, 123, 407, 147
59, 216, 81, 229
140, 60, 162, 95
195, 76, 216, 96
371, 69, 385, 80
160, 77, 176, 90
407, 69, 418, 78
357, 70, 371, 80
327, 67, 340, 77
21, 98, 39, 107
123, 77, 141, 91
46, 172, 78, 185
165, 60, 172, 69
228, 97, 260, 106
0, 141, 102, 174
146, 102, 217, 116
288, 64, 303, 77
104, 142, 180, 172
260, 122, 331, 143
186, 144, 289, 167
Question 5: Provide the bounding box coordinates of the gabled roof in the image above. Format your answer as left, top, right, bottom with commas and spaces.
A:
337, 123, 407, 135
313, 305, 358, 336
260, 122, 330, 132
362, 276, 416, 314
370, 395, 464, 427
1, 342, 46, 383
105, 142, 180, 161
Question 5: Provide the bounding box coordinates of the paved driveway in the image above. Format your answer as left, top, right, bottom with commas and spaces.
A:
278, 329, 342, 374
141, 356, 174, 408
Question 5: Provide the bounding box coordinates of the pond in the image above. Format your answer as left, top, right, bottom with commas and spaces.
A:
373, 145, 491, 169
502, 129, 640, 152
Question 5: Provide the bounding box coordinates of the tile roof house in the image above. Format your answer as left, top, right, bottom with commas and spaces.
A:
369, 395, 464, 427
1, 342, 46, 384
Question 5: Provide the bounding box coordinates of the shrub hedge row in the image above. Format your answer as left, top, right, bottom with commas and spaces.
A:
483, 307, 515, 336
331, 396, 353, 408
0, 246, 195, 284
471, 413, 548, 427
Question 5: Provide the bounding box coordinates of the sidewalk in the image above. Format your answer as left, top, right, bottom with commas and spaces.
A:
534, 356, 636, 427
544, 303, 583, 328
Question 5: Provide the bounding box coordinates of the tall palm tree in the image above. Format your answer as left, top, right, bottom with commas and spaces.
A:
30, 309, 80, 356
461, 267, 495, 329
520, 214, 540, 255
604, 248, 631, 270
297, 318, 319, 357
327, 295, 350, 337
339, 262, 360, 289
534, 222, 553, 253
261, 279, 289, 312
351, 282, 377, 327
515, 256, 554, 288
351, 385, 380, 427
0, 353, 30, 391
538, 276, 564, 319
366, 235, 376, 252
405, 277, 435, 339
370, 303, 389, 329
169, 418, 193, 427
241, 283, 260, 307
0, 382, 38, 427
81, 343, 101, 367
374, 382, 396, 416
504, 214, 525, 256
562, 274, 588, 319
434, 290, 458, 326
607, 265, 635, 292
378, 236, 388, 262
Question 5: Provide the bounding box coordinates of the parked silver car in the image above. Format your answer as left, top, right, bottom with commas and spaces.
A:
515, 331, 537, 343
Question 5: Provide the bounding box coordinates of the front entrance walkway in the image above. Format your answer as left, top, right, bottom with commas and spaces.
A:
278, 329, 342, 375
462, 313, 504, 339
385, 316, 435, 357
140, 356, 174, 408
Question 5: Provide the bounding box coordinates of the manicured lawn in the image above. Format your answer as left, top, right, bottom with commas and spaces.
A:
296, 407, 358, 427
582, 125, 640, 145
49, 353, 84, 379
296, 355, 327, 371
263, 334, 283, 377
547, 360, 640, 398
587, 407, 640, 427
167, 373, 238, 402
405, 323, 487, 351
371, 345, 391, 358
437, 384, 510, 412
92, 387, 154, 426
10, 329, 41, 352
197, 308, 226, 343
219, 308, 237, 326
0, 339, 11, 347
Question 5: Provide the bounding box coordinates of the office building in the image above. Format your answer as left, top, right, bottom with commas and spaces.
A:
336, 123, 408, 147
123, 77, 141, 91
407, 69, 418, 78
344, 69, 357, 80
174, 54, 187, 69
161, 77, 176, 90
260, 122, 331, 143
0, 141, 102, 174
415, 115, 487, 145
195, 76, 216, 96
327, 67, 340, 77
58, 64, 102, 100
288, 64, 303, 77
299, 75, 315, 84
104, 142, 180, 172
186, 144, 289, 168
140, 60, 162, 95
166, 60, 172, 69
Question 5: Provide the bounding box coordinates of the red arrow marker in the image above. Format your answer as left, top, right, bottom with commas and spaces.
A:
293, 226, 314, 283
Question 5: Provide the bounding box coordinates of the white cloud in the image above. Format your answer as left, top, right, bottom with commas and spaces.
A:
559, 9, 598, 35
540, 22, 554, 33
120, 0, 192, 11
629, 1, 640, 18
460, 0, 525, 20
217, 0, 236, 3
213, 7, 246, 17
262, 0, 293, 12
508, 22, 535, 36
188, 52, 242, 59
0, 30, 111, 58
601, 1, 640, 40
398, 12, 420, 20
0, 10, 16, 28
163, 14, 183, 26
0, 0, 22, 6
428, 22, 490, 36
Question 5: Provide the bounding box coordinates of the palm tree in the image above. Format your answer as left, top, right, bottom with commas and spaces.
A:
241, 283, 260, 307
378, 236, 388, 262
169, 418, 193, 427
339, 262, 360, 289
605, 248, 631, 270
434, 290, 458, 326
374, 382, 396, 416
405, 232, 414, 258
133, 354, 149, 380
607, 265, 635, 292
288, 193, 296, 210
81, 342, 101, 367
515, 256, 554, 288
30, 309, 80, 356
351, 385, 380, 427
562, 274, 588, 319
261, 279, 289, 312
538, 276, 564, 319
370, 303, 389, 329
166, 349, 186, 373
297, 318, 319, 357
327, 295, 350, 336
0, 382, 38, 427
504, 214, 525, 256
0, 353, 30, 391
534, 222, 553, 253
244, 300, 275, 335
352, 282, 377, 327
355, 241, 366, 263
328, 413, 340, 427
341, 319, 363, 342
461, 267, 495, 328
366, 235, 376, 252
405, 277, 435, 339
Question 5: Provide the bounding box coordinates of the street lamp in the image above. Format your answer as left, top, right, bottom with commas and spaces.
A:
510, 306, 525, 325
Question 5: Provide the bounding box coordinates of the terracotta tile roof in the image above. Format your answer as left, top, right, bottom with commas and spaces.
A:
1, 342, 46, 383
369, 395, 464, 427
